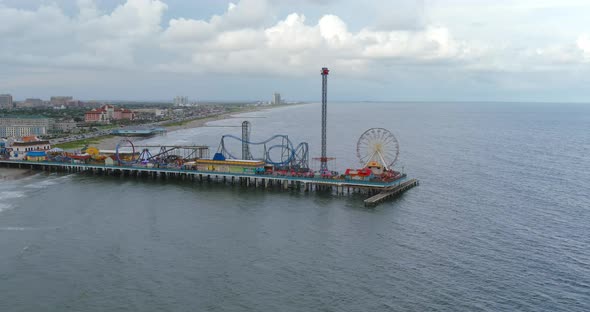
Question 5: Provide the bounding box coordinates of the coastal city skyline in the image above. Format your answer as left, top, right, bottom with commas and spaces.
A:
2, 0, 590, 102
1, 2, 588, 311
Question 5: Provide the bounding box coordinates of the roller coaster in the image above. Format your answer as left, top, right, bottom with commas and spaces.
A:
219, 134, 310, 171
115, 139, 209, 166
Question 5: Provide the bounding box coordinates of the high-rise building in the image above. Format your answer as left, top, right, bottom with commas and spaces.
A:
273, 93, 281, 105
50, 96, 73, 107
0, 94, 13, 110
23, 98, 44, 108
0, 116, 53, 137
84, 105, 135, 123
174, 96, 189, 107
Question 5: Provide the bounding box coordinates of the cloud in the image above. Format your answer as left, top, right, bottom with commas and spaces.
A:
2, 0, 590, 102
0, 0, 479, 77
504, 35, 590, 71
159, 4, 476, 76
0, 0, 167, 69
577, 34, 590, 58
212, 0, 271, 30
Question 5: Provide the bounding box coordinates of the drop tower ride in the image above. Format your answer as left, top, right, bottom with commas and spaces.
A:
320, 67, 329, 173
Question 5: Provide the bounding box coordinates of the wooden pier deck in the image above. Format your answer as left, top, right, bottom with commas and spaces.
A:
0, 160, 418, 206
364, 179, 419, 207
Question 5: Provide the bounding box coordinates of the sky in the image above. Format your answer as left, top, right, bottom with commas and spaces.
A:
1, 0, 590, 102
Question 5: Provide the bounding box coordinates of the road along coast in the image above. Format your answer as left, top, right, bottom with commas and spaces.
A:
64, 104, 307, 150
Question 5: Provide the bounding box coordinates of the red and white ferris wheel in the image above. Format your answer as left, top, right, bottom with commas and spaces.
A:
356, 128, 400, 170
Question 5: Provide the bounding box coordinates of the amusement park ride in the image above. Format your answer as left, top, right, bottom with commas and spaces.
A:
218, 122, 310, 171
38, 123, 402, 183
9, 66, 405, 182
0, 67, 416, 205
113, 140, 210, 166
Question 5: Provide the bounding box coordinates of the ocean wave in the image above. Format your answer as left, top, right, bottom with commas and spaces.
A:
0, 191, 26, 200
0, 226, 60, 231
23, 175, 71, 189
0, 227, 26, 231
0, 175, 74, 215
0, 203, 13, 212
24, 180, 57, 189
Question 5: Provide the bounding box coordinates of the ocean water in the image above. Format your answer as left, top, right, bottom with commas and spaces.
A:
0, 102, 589, 311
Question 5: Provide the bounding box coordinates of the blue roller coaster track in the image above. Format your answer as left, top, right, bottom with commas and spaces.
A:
220, 134, 309, 170
115, 139, 138, 165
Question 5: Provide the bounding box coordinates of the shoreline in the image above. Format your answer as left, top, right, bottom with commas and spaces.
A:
162, 103, 309, 132
92, 103, 308, 150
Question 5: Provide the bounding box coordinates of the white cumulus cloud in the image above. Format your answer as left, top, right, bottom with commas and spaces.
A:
158, 2, 477, 76
577, 34, 590, 57
0, 0, 479, 76
4, 0, 590, 101
0, 0, 167, 69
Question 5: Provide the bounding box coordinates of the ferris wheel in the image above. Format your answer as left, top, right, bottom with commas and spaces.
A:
356, 128, 400, 170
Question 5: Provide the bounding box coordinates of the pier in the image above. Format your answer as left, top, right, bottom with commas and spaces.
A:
0, 68, 420, 207
364, 179, 420, 207
0, 160, 417, 206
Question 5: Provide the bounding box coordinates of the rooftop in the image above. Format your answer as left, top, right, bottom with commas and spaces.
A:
12, 140, 50, 146
0, 115, 50, 119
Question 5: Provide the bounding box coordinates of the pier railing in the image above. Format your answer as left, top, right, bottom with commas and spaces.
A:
0, 159, 418, 206
0, 159, 407, 188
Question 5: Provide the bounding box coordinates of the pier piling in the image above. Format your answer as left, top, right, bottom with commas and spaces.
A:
0, 160, 417, 207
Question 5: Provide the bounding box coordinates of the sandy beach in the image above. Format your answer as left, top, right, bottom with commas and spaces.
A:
93, 104, 304, 150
